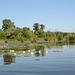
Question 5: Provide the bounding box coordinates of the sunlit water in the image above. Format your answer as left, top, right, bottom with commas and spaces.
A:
0, 43, 75, 75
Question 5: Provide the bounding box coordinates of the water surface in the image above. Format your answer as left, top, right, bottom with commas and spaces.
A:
0, 42, 75, 75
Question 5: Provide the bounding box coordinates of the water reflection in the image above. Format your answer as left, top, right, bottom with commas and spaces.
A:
0, 42, 75, 65
34, 45, 45, 56
3, 54, 16, 65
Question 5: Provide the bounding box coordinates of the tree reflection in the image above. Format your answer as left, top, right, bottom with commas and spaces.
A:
34, 45, 45, 56
3, 54, 16, 65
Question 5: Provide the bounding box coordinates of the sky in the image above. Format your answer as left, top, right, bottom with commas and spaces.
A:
0, 0, 75, 32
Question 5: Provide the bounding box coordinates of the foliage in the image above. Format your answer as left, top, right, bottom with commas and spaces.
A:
69, 36, 75, 41
33, 23, 39, 32
13, 27, 22, 38
0, 30, 6, 39
44, 37, 49, 41
35, 30, 44, 37
22, 27, 31, 38
57, 35, 63, 41
5, 28, 15, 38
40, 24, 45, 31
2, 19, 15, 30
0, 19, 75, 43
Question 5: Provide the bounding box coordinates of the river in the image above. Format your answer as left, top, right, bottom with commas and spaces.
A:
0, 42, 75, 75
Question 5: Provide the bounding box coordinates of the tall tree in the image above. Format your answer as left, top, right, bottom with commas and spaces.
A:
23, 27, 30, 32
22, 27, 30, 37
33, 23, 39, 32
40, 24, 45, 31
2, 19, 15, 30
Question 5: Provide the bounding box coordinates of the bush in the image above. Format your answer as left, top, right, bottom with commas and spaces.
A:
69, 36, 75, 41
57, 35, 63, 41
44, 37, 49, 41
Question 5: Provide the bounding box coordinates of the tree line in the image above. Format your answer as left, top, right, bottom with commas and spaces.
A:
0, 19, 75, 43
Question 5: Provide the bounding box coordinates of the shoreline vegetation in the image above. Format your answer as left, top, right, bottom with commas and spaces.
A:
0, 19, 75, 50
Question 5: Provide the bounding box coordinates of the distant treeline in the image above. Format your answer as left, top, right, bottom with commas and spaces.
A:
0, 19, 75, 43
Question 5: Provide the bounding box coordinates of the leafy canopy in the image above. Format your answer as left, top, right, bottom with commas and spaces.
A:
2, 19, 15, 30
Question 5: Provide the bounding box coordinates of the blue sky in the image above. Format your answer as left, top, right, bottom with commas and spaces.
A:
0, 0, 75, 32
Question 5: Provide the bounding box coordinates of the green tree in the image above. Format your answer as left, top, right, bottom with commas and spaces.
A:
57, 35, 63, 41
46, 30, 51, 37
55, 31, 60, 37
69, 35, 75, 41
63, 32, 68, 37
25, 30, 34, 38
5, 28, 15, 39
14, 27, 22, 38
35, 30, 44, 37
16, 32, 25, 42
0, 29, 6, 39
33, 23, 39, 32
40, 24, 45, 31
2, 19, 15, 30
44, 37, 49, 41
65, 33, 75, 42
22, 27, 30, 37
23, 27, 30, 31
